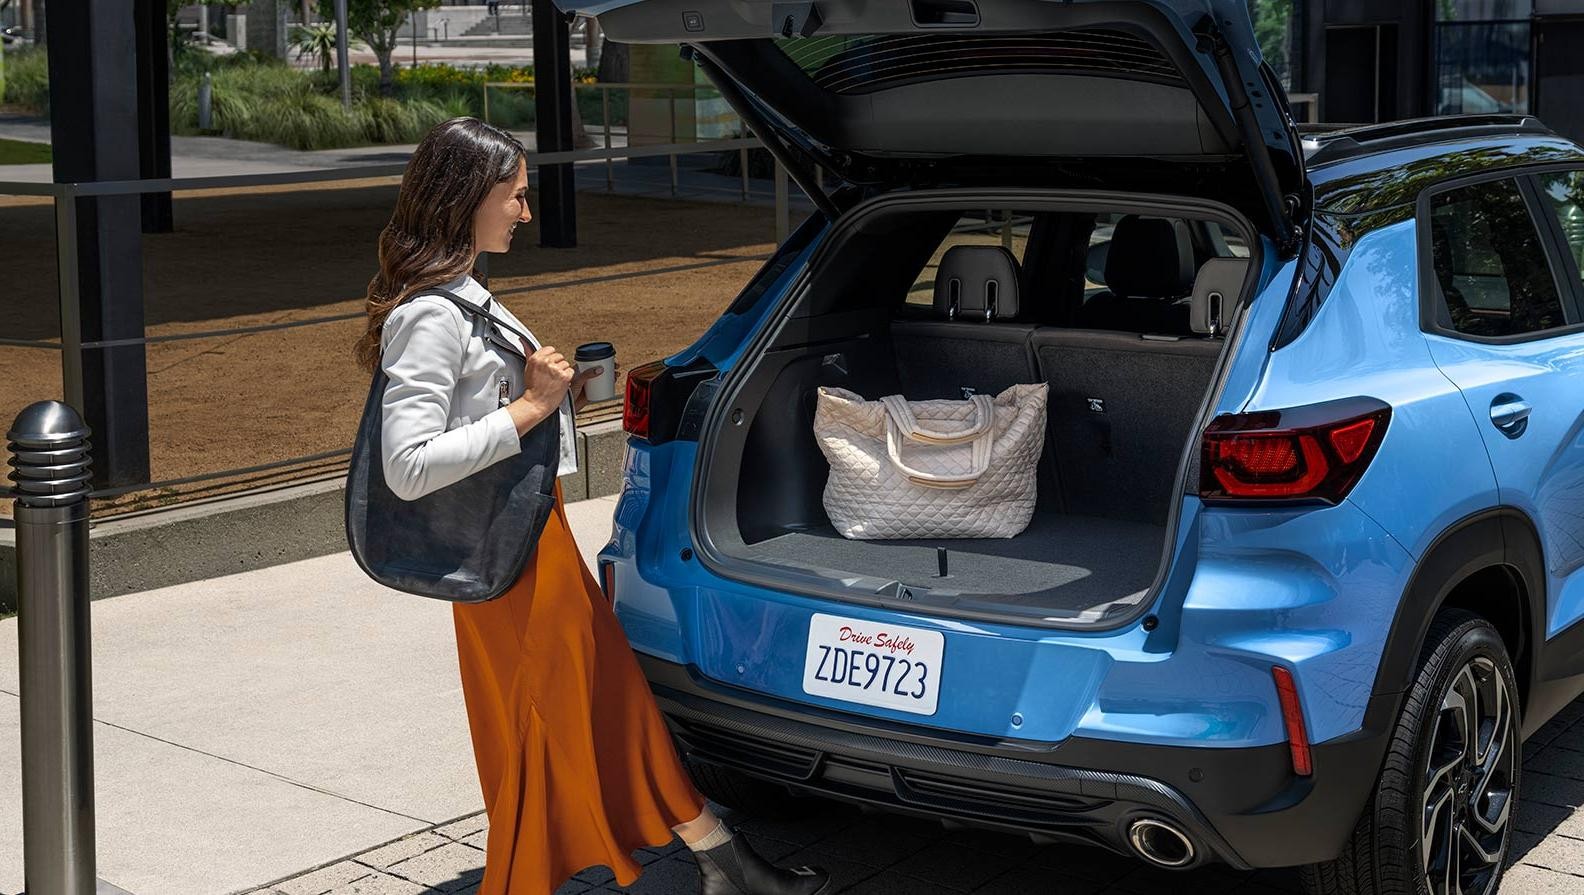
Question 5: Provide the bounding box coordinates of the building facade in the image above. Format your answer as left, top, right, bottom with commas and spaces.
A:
1263, 0, 1584, 141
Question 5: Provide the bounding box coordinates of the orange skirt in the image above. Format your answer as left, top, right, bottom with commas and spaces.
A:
453, 486, 706, 894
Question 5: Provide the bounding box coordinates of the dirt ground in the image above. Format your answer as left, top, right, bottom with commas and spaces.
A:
0, 182, 776, 514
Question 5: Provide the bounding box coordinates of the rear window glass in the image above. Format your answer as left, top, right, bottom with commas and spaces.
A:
1429, 178, 1568, 338
906, 212, 1032, 307
776, 29, 1183, 95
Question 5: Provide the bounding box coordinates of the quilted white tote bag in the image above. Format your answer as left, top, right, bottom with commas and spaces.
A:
813, 383, 1048, 539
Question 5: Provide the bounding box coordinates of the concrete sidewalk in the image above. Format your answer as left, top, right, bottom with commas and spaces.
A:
0, 494, 619, 895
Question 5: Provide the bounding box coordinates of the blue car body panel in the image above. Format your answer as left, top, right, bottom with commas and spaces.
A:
1426, 327, 1584, 639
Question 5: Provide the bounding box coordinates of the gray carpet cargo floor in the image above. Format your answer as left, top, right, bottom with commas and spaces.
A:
742, 512, 1163, 616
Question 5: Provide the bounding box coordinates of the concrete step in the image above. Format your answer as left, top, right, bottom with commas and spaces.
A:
462, 13, 534, 37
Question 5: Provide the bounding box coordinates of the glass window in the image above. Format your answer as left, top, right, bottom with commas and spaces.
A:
1534, 171, 1584, 286
1429, 179, 1568, 338
1435, 22, 1531, 115
1436, 0, 1532, 22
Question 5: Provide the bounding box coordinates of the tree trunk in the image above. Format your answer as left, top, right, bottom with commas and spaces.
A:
368, 29, 396, 96
596, 38, 628, 84
300, 0, 311, 25
377, 49, 394, 95
571, 80, 595, 149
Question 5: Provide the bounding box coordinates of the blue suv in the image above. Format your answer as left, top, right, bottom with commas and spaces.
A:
559, 1, 1584, 891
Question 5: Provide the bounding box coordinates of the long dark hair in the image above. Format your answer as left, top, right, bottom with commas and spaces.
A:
354, 117, 527, 373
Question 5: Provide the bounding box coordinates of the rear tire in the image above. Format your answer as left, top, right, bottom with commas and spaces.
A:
685, 758, 819, 819
1301, 610, 1520, 895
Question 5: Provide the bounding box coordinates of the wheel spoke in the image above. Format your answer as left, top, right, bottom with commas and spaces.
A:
1449, 665, 1478, 769
1461, 822, 1502, 865
1424, 785, 1454, 885
1474, 661, 1502, 767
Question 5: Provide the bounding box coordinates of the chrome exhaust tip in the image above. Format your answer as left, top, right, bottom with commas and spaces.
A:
1127, 818, 1196, 869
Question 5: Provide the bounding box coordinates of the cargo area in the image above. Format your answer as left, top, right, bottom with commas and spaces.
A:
694, 199, 1260, 624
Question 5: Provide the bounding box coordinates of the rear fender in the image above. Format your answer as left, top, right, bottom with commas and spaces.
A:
1369, 509, 1552, 738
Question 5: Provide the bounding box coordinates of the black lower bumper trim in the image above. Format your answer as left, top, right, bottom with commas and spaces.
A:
639, 654, 1398, 869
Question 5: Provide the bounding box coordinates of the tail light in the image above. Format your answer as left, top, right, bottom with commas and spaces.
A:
1272, 666, 1313, 777
622, 361, 662, 440
622, 358, 717, 444
1200, 398, 1391, 504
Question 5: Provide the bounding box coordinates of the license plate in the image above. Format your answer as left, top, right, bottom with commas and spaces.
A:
802, 613, 944, 715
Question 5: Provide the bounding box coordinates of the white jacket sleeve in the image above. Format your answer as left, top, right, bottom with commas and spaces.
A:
379, 299, 522, 501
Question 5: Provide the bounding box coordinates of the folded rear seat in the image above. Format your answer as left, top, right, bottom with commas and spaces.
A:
891, 244, 1040, 400
1033, 257, 1248, 524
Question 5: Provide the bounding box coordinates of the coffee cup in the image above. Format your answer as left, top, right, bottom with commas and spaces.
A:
575, 342, 617, 402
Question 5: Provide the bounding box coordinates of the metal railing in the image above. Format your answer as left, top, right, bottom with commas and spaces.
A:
0, 125, 800, 511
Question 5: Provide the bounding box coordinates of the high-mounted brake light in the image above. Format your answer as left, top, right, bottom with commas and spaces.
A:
1199, 398, 1391, 504
1272, 666, 1313, 777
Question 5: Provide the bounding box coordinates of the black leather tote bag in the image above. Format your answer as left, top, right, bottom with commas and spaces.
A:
345, 290, 561, 602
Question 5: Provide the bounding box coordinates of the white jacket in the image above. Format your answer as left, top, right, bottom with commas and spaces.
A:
379, 274, 578, 502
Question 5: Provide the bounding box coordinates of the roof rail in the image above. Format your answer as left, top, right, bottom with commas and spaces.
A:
1302, 115, 1556, 166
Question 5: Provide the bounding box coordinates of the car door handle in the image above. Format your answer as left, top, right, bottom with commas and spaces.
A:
1490, 393, 1532, 439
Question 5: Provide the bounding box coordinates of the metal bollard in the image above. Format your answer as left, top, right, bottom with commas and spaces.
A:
8, 401, 97, 895
197, 72, 213, 131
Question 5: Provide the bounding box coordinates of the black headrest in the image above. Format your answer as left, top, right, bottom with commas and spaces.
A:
1103, 216, 1195, 298
932, 245, 1021, 321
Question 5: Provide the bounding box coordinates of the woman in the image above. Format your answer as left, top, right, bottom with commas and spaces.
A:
354, 118, 830, 895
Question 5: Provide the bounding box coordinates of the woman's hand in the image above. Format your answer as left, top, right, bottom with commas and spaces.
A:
571, 366, 603, 412
506, 346, 574, 436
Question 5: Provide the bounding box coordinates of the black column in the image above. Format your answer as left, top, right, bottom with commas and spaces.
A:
47, 0, 152, 488
134, 0, 173, 233
532, 0, 577, 247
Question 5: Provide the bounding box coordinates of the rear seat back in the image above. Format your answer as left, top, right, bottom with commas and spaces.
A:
1032, 331, 1219, 523
1033, 257, 1248, 524
892, 245, 1039, 399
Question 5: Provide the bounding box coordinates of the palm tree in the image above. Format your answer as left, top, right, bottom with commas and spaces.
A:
291, 21, 339, 72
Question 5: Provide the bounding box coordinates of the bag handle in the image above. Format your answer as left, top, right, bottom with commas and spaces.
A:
879, 393, 996, 445
881, 395, 996, 490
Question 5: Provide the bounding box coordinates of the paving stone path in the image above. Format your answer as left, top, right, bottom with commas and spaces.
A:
249, 700, 1584, 895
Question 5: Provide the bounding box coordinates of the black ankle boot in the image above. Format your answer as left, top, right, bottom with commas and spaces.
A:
694, 835, 830, 895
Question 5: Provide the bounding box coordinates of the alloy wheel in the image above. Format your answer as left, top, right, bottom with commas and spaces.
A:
1420, 656, 1517, 895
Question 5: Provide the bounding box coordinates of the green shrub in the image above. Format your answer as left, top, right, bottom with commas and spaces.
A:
359, 96, 450, 145
2, 47, 50, 114
0, 49, 614, 151
251, 90, 366, 150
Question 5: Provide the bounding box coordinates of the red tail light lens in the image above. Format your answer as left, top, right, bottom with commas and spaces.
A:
1200, 399, 1390, 504
1272, 666, 1313, 777
621, 358, 718, 445
622, 360, 664, 441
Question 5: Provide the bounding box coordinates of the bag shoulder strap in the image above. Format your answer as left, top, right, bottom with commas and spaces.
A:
413, 288, 537, 359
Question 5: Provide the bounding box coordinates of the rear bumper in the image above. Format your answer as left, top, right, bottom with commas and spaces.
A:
641, 654, 1397, 870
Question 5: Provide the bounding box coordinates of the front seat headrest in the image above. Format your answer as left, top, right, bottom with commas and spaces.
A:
1189, 257, 1249, 336
1103, 216, 1195, 298
933, 245, 1021, 321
